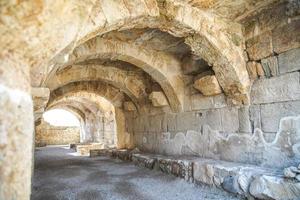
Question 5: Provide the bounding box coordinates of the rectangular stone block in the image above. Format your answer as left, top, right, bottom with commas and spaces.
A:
238, 106, 252, 133
132, 153, 157, 169
176, 111, 200, 132
261, 56, 278, 78
249, 105, 261, 130
261, 101, 300, 133
149, 114, 163, 132
251, 72, 300, 104
220, 107, 239, 133
246, 31, 273, 60
191, 94, 226, 111
273, 19, 300, 54
278, 48, 300, 74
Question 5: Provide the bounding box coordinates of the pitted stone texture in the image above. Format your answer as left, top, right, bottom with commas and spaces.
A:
278, 48, 300, 74
32, 87, 50, 121
132, 154, 157, 169
246, 61, 264, 80
261, 56, 278, 78
123, 101, 136, 111
251, 72, 300, 104
35, 120, 80, 146
193, 75, 222, 96
149, 91, 169, 107
250, 175, 300, 200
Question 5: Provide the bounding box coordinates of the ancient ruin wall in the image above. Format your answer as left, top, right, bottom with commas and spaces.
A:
35, 121, 80, 146
128, 6, 300, 169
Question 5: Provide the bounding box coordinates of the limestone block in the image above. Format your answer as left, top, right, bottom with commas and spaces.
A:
251, 72, 300, 104
273, 20, 300, 54
132, 153, 157, 169
249, 105, 261, 130
123, 101, 136, 111
149, 115, 163, 132
156, 157, 193, 182
193, 75, 222, 96
260, 101, 300, 133
246, 31, 273, 60
278, 48, 300, 74
149, 91, 169, 107
249, 175, 300, 200
261, 56, 278, 78
246, 61, 258, 80
191, 94, 227, 111
31, 87, 50, 121
90, 149, 114, 157
238, 106, 252, 133
220, 107, 239, 133
176, 111, 200, 132
246, 61, 264, 79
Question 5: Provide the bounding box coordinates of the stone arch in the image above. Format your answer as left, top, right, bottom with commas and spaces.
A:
46, 38, 184, 112
48, 82, 133, 148
48, 98, 110, 143
49, 81, 125, 109
46, 64, 147, 106
39, 0, 249, 107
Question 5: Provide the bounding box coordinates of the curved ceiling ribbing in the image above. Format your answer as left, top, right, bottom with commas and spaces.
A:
46, 64, 148, 106
35, 0, 251, 109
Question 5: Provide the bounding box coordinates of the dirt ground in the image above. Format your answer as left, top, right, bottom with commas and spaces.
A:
31, 146, 242, 200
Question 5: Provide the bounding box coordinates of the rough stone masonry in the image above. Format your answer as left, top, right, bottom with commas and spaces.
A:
0, 0, 300, 200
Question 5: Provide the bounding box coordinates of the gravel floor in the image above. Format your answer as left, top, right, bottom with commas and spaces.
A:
31, 146, 242, 200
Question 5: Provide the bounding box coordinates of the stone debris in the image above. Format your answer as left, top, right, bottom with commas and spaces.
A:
284, 165, 300, 181
90, 148, 300, 200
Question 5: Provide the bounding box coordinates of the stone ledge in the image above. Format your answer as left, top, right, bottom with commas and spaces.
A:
90, 149, 300, 200
70, 143, 104, 156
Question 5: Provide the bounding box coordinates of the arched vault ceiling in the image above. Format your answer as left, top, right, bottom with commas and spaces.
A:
46, 64, 148, 103
49, 81, 127, 109
46, 38, 184, 112
48, 93, 115, 115
24, 0, 258, 107
3, 0, 282, 104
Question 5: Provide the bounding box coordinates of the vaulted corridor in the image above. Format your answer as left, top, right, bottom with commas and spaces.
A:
32, 146, 240, 200
1, 1, 300, 200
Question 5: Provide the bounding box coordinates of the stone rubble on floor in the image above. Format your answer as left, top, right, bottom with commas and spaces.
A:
89, 148, 300, 200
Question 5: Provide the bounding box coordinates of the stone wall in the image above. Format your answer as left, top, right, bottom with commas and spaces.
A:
35, 121, 80, 146
128, 11, 300, 169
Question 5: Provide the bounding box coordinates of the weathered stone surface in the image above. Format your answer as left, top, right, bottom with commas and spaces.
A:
190, 94, 227, 111
132, 153, 157, 169
246, 32, 273, 60
251, 72, 300, 104
283, 167, 298, 178
35, 120, 80, 145
278, 48, 300, 74
238, 106, 252, 133
260, 101, 300, 133
249, 175, 300, 200
193, 75, 222, 96
181, 56, 210, 75
32, 87, 50, 121
123, 101, 136, 111
149, 91, 169, 107
90, 148, 115, 157
261, 56, 278, 78
273, 20, 300, 54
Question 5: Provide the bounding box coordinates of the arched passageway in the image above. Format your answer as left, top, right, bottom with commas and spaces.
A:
1, 1, 300, 200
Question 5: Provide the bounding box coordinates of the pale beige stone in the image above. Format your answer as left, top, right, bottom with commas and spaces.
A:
149, 91, 169, 107
193, 75, 222, 96
123, 101, 136, 111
